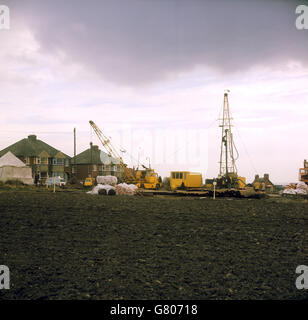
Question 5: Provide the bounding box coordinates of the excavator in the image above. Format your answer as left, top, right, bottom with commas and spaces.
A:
89, 120, 162, 190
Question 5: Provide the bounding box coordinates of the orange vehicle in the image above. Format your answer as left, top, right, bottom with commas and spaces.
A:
299, 160, 308, 184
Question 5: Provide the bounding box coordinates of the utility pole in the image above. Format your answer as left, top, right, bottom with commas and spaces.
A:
219, 91, 237, 178
90, 142, 93, 178
74, 128, 76, 178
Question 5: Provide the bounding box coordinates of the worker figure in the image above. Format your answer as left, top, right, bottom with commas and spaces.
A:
226, 175, 232, 189
34, 173, 39, 186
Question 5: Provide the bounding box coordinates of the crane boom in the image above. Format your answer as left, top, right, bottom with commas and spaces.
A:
89, 120, 136, 182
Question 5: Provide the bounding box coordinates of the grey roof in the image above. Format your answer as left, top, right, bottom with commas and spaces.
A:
72, 145, 120, 165
0, 135, 71, 159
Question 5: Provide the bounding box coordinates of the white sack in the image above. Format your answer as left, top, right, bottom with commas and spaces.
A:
87, 184, 115, 195
96, 175, 118, 186
115, 183, 138, 195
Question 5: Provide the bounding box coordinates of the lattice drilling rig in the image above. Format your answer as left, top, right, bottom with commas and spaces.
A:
216, 91, 246, 189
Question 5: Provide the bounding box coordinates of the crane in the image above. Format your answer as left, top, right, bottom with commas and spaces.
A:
89, 120, 136, 182
89, 120, 162, 189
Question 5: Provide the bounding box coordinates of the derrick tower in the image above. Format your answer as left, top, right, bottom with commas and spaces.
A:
218, 91, 238, 178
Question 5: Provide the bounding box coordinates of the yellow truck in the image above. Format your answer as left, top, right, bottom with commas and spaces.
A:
135, 169, 162, 190
170, 171, 202, 190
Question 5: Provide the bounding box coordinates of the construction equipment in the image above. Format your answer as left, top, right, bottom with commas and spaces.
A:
84, 177, 95, 187
299, 159, 308, 185
170, 171, 202, 190
135, 168, 162, 190
89, 120, 162, 190
207, 91, 246, 190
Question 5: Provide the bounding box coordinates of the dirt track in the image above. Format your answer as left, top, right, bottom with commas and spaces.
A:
0, 190, 307, 300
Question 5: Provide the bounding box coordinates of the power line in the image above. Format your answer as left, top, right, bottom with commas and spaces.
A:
233, 124, 258, 175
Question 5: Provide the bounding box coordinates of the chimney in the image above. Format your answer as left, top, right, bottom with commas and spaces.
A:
255, 174, 259, 181
264, 173, 269, 181
92, 145, 99, 152
28, 135, 37, 142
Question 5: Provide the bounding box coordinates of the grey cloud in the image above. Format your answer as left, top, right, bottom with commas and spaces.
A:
7, 0, 308, 86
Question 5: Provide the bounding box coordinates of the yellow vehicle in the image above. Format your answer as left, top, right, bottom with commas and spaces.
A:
135, 168, 162, 190
205, 174, 246, 190
84, 177, 95, 187
299, 160, 308, 184
170, 171, 202, 190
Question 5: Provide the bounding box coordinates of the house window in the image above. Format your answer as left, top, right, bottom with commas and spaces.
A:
93, 165, 97, 171
41, 157, 48, 164
37, 157, 41, 164
53, 158, 64, 165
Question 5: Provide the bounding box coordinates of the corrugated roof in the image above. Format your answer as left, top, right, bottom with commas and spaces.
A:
0, 135, 71, 159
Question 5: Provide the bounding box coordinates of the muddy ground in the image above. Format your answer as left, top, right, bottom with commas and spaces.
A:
0, 189, 307, 300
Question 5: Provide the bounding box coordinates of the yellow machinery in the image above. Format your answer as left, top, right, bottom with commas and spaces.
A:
205, 174, 246, 190
135, 168, 162, 190
170, 171, 202, 190
253, 180, 260, 191
89, 120, 162, 190
217, 173, 246, 190
299, 159, 308, 184
84, 177, 95, 187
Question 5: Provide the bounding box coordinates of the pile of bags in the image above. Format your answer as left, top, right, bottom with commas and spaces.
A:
282, 181, 308, 195
87, 175, 138, 196
87, 184, 116, 195
96, 175, 117, 186
115, 183, 138, 195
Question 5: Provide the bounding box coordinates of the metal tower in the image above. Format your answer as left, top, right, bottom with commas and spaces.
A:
218, 91, 238, 177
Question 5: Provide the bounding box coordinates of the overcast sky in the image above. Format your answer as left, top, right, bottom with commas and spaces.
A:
1, 0, 308, 183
